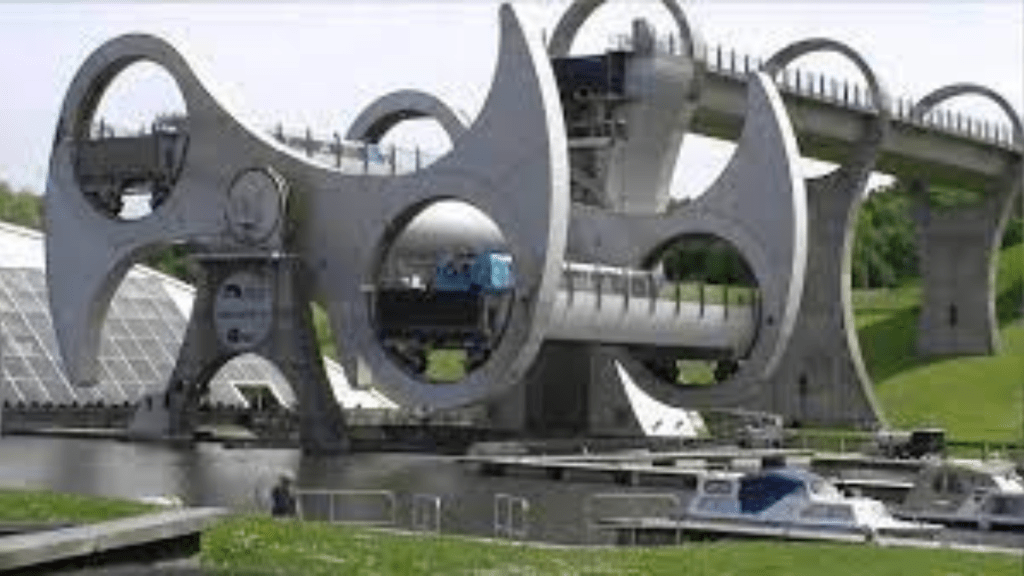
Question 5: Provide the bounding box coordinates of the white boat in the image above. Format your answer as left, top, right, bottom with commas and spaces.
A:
685, 467, 941, 539
897, 459, 1024, 531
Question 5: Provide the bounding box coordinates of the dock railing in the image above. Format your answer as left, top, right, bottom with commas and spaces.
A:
784, 431, 874, 454
784, 429, 1023, 461
294, 489, 397, 526
946, 440, 1024, 463
493, 493, 530, 540
583, 492, 682, 545
411, 493, 443, 534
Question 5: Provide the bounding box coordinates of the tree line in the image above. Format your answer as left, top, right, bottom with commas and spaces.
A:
0, 179, 43, 230
851, 182, 1021, 288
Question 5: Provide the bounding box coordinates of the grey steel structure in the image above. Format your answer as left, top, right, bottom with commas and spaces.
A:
0, 222, 299, 408
44, 1, 1022, 450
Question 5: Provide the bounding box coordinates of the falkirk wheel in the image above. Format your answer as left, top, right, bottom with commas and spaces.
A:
44, 1, 1022, 451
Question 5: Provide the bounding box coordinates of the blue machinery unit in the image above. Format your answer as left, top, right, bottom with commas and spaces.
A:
433, 251, 515, 294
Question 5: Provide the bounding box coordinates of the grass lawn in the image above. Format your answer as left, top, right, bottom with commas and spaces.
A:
0, 488, 154, 523
201, 515, 1021, 576
854, 243, 1024, 442
426, 348, 466, 382
0, 490, 1014, 576
677, 359, 717, 385
867, 323, 1023, 441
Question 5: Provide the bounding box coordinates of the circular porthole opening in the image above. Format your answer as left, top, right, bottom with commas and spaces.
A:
371, 200, 516, 383
628, 233, 759, 386
75, 60, 188, 221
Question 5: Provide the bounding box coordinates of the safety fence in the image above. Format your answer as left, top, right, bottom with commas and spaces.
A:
294, 489, 398, 526
493, 493, 531, 540
411, 493, 443, 534
583, 492, 682, 545
290, 489, 536, 539
947, 440, 1024, 463
270, 126, 441, 174
605, 31, 1020, 150
86, 25, 1020, 188
785, 431, 1024, 464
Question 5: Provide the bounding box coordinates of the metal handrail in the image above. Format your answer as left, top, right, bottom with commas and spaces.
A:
493, 493, 530, 540
583, 492, 682, 545
599, 29, 1019, 149
294, 488, 397, 526
411, 493, 442, 533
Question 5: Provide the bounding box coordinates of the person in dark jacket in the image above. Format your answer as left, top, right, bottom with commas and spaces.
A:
270, 474, 296, 517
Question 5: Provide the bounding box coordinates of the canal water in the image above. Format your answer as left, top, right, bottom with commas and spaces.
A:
4, 436, 1021, 553
0, 436, 683, 545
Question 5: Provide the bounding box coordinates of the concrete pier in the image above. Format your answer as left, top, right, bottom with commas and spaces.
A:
0, 507, 226, 574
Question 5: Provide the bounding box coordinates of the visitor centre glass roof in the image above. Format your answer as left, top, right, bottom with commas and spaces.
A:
0, 222, 394, 409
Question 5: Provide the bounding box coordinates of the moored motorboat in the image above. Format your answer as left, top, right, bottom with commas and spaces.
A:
896, 458, 1024, 531
684, 467, 941, 539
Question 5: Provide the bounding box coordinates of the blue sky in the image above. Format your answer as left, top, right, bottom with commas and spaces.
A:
0, 1, 1020, 196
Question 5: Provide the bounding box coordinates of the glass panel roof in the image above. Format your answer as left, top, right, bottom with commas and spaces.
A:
0, 268, 288, 407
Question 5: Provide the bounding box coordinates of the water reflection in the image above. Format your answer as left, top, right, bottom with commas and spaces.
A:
0, 436, 676, 543
3, 437, 1022, 550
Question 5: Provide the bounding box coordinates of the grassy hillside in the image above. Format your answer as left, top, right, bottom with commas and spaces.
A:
855, 242, 1024, 442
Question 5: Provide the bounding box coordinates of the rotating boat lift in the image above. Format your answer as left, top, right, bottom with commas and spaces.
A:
44, 1, 1022, 451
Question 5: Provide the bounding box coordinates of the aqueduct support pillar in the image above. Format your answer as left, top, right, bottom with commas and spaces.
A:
911, 182, 1021, 356
909, 84, 1023, 357
748, 39, 891, 428
761, 168, 884, 427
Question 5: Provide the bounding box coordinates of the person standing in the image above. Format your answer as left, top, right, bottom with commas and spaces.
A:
270, 474, 296, 517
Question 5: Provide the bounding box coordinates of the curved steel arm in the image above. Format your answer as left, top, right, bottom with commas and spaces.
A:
344, 89, 469, 145
548, 0, 702, 62
763, 37, 892, 152
911, 83, 1023, 147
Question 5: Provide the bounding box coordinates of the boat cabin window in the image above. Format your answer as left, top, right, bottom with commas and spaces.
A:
984, 495, 1024, 516
703, 479, 734, 495
800, 503, 854, 522
694, 496, 735, 514
932, 471, 966, 495
808, 479, 841, 498
738, 473, 804, 514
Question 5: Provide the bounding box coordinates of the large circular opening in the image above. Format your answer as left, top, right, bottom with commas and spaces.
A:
75, 61, 188, 221
377, 117, 454, 172
351, 118, 451, 175
371, 200, 515, 383
630, 233, 759, 385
